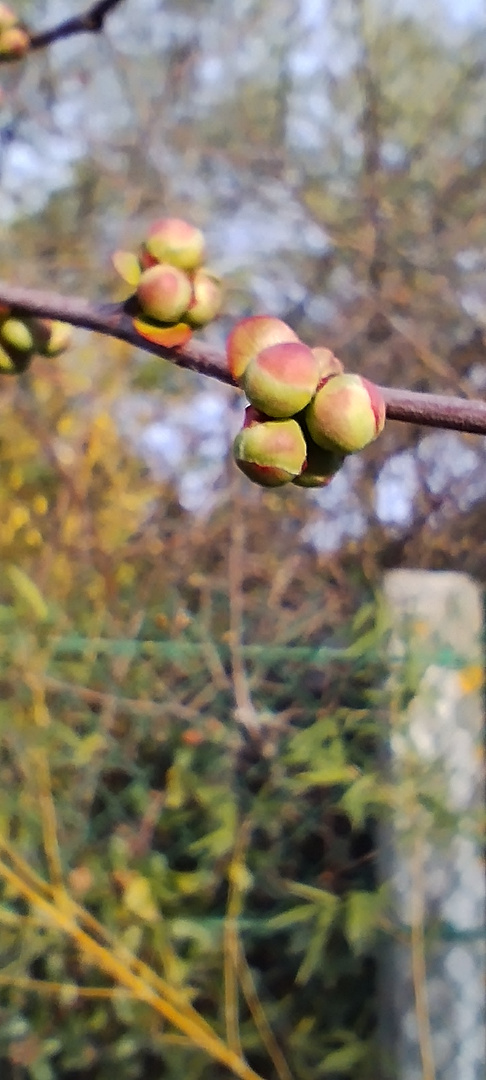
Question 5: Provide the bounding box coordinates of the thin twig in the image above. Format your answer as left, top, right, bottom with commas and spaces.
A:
28, 0, 125, 51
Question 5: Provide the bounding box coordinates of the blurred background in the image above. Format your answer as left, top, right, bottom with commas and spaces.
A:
0, 1, 485, 1077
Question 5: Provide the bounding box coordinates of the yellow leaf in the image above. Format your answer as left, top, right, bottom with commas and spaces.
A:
123, 873, 159, 924
459, 664, 483, 694
7, 565, 48, 621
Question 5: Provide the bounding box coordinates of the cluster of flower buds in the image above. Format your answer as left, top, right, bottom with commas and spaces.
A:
228, 316, 385, 488
0, 311, 71, 375
113, 218, 223, 348
0, 4, 29, 61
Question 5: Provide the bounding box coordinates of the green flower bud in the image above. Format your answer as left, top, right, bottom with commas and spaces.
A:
293, 434, 344, 488
227, 315, 300, 383
136, 264, 192, 323
312, 346, 344, 383
0, 341, 32, 375
1, 317, 34, 352
0, 4, 18, 30
306, 373, 386, 454
185, 269, 223, 327
0, 26, 29, 59
242, 340, 319, 418
144, 218, 205, 271
27, 318, 72, 357
233, 412, 306, 487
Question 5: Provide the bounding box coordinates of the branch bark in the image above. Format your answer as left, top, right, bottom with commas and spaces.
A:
1, 281, 486, 436
28, 0, 125, 51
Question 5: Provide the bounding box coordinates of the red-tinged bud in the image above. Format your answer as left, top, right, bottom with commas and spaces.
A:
227, 316, 299, 383
233, 417, 306, 487
0, 4, 18, 29
133, 317, 193, 347
138, 244, 158, 271
186, 269, 223, 327
144, 218, 205, 271
1, 317, 34, 352
243, 341, 319, 418
0, 26, 29, 59
41, 321, 72, 357
306, 373, 386, 454
26, 318, 71, 357
293, 436, 344, 488
242, 404, 272, 427
312, 347, 344, 386
0, 341, 32, 375
136, 264, 192, 323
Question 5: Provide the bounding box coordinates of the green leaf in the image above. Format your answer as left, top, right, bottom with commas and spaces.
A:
344, 890, 381, 954
266, 903, 316, 930
339, 771, 385, 827
297, 763, 358, 787
321, 1041, 365, 1073
7, 565, 49, 621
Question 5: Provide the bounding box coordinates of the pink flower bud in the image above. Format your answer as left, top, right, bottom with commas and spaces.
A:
0, 26, 29, 59
186, 270, 223, 327
136, 264, 192, 323
242, 341, 319, 418
227, 316, 299, 383
312, 347, 344, 385
233, 416, 306, 487
305, 373, 386, 454
0, 4, 19, 30
144, 218, 205, 271
293, 435, 344, 488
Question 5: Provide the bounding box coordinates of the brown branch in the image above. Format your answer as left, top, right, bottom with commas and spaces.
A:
1, 281, 486, 436
28, 0, 125, 51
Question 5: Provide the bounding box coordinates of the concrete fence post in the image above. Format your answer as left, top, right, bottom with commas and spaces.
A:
379, 570, 485, 1080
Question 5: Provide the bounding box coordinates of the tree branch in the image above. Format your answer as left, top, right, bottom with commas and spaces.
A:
1, 281, 486, 436
28, 0, 125, 51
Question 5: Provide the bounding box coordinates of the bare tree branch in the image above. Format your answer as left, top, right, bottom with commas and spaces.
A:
1, 280, 486, 436
28, 0, 125, 51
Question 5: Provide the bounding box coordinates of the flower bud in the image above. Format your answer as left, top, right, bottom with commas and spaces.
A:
0, 341, 32, 375
133, 317, 193, 347
138, 245, 158, 271
242, 340, 319, 418
22, 318, 71, 357
144, 218, 205, 271
136, 264, 192, 323
293, 436, 344, 488
233, 414, 306, 487
227, 316, 299, 383
0, 26, 29, 59
0, 4, 18, 30
1, 317, 34, 352
312, 346, 344, 384
186, 269, 223, 327
39, 320, 72, 357
306, 373, 386, 454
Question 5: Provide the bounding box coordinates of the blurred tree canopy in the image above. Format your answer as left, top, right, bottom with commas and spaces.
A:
0, 1, 485, 1077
